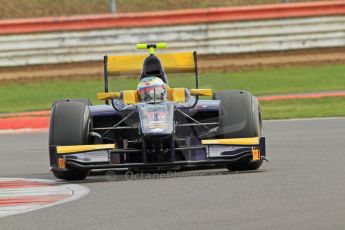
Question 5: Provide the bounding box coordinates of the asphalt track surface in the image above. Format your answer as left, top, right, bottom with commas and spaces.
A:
0, 118, 345, 230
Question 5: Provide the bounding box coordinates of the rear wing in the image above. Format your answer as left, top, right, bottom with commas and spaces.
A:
103, 51, 199, 95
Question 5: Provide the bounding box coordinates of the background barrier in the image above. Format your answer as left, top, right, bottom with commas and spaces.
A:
0, 1, 344, 67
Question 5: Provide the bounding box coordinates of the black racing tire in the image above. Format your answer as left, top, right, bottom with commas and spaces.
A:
49, 99, 92, 180
213, 90, 263, 171
51, 168, 90, 181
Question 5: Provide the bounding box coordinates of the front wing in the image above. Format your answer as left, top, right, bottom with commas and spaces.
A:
49, 137, 266, 171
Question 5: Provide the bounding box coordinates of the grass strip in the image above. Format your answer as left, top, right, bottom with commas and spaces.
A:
1, 64, 345, 118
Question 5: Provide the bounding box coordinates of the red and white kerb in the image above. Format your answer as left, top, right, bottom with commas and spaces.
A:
0, 178, 89, 217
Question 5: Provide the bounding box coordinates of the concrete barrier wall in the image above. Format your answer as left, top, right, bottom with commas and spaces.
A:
0, 2, 345, 67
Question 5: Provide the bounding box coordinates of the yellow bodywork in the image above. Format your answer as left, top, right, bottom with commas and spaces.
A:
168, 88, 186, 103
107, 52, 195, 75
97, 87, 189, 104
201, 137, 260, 146
190, 89, 213, 96
96, 92, 120, 100
122, 90, 139, 105
56, 144, 116, 155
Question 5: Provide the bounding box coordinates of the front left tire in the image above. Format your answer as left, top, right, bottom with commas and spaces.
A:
213, 90, 264, 171
49, 99, 92, 180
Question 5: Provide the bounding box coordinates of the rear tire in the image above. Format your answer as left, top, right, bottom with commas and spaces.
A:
49, 99, 92, 180
213, 90, 263, 171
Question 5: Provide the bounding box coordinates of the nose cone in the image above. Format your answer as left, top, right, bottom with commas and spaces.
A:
137, 103, 174, 137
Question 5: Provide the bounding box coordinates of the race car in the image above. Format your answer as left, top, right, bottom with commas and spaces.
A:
49, 43, 266, 180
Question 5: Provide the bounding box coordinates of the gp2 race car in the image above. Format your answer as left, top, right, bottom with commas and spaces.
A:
49, 43, 266, 180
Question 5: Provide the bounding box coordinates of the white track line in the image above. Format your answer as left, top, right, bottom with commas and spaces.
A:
0, 128, 48, 135
264, 117, 345, 122
0, 205, 40, 217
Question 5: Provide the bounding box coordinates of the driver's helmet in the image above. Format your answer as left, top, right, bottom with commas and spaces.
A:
137, 76, 168, 103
